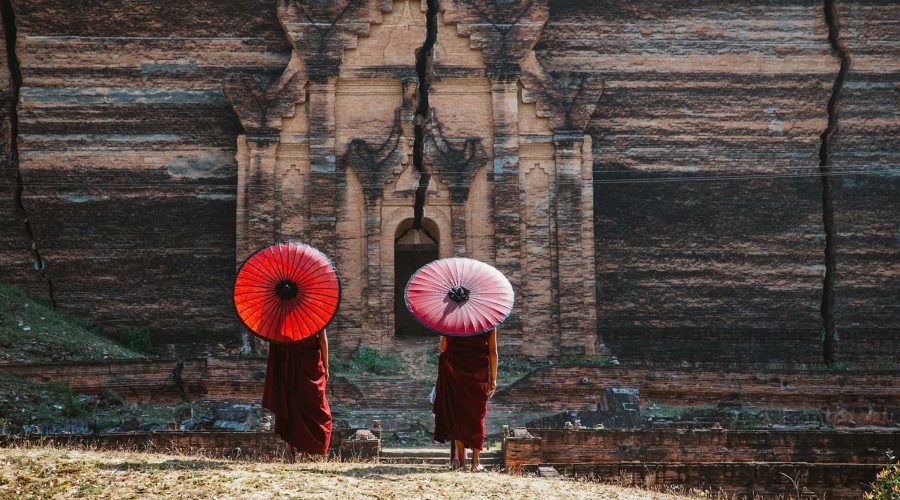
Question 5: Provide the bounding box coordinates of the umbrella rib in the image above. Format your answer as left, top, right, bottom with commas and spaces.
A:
235, 270, 276, 287
282, 244, 301, 286
290, 247, 307, 283
234, 288, 280, 298
244, 256, 281, 285
275, 296, 292, 341
295, 275, 338, 289
281, 295, 299, 341
432, 263, 458, 289
275, 244, 292, 285
292, 298, 320, 337
255, 296, 284, 340
299, 296, 331, 323
276, 297, 292, 341
239, 264, 278, 287
236, 289, 277, 311
287, 297, 308, 340
293, 246, 319, 285
258, 248, 281, 284
235, 294, 277, 313
295, 263, 335, 286
409, 274, 451, 290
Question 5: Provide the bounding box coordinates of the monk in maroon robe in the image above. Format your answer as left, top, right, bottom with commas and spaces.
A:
433, 328, 498, 471
262, 329, 332, 462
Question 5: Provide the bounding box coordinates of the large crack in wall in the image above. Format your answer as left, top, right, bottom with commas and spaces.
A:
411, 0, 439, 228
819, 0, 851, 366
1, 0, 56, 307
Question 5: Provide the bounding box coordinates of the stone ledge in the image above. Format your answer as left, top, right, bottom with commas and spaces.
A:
521, 462, 884, 500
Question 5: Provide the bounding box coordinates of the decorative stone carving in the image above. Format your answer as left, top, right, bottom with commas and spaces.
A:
442, 0, 548, 77
277, 0, 395, 79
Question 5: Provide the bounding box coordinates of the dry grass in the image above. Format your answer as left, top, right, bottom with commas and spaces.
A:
0, 445, 690, 499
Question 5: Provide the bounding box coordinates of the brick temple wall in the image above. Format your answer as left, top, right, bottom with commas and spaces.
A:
523, 462, 883, 500
0, 0, 293, 348
533, 0, 900, 364
503, 428, 899, 469
0, 1, 896, 363
5, 360, 898, 425
505, 428, 896, 498
494, 365, 899, 426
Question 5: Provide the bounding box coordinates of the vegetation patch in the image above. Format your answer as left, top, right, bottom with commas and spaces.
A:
0, 283, 144, 363
331, 346, 406, 376
866, 450, 899, 500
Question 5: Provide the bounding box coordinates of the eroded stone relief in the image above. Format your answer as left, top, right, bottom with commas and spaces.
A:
227, 0, 601, 357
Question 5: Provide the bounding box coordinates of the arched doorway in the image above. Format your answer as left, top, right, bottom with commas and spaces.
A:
394, 218, 439, 337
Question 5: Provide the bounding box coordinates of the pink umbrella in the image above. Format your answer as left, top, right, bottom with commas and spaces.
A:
404, 257, 514, 336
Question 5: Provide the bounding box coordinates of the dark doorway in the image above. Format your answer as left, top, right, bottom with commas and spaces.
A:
394, 219, 439, 337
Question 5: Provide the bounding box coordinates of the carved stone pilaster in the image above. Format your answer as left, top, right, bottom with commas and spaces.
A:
490, 80, 524, 342
424, 113, 488, 256
305, 78, 343, 259
442, 0, 548, 78
551, 131, 595, 356
344, 109, 410, 333
277, 0, 394, 79
520, 61, 603, 356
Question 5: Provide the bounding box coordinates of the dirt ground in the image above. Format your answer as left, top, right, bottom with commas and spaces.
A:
0, 445, 692, 499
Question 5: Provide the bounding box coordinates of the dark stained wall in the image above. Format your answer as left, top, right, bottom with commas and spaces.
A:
6, 0, 291, 348
537, 0, 897, 364
830, 2, 899, 363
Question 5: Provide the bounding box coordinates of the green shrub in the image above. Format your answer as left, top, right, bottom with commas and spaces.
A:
866, 450, 900, 500
119, 329, 153, 354
826, 361, 852, 372
331, 346, 405, 375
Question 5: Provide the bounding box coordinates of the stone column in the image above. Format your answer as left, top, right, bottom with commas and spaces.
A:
234, 138, 280, 354
553, 130, 595, 357
364, 197, 383, 333
491, 79, 524, 350
305, 78, 340, 257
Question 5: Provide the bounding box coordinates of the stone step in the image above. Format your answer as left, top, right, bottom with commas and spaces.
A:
379, 447, 502, 466
379, 457, 503, 466
381, 447, 501, 458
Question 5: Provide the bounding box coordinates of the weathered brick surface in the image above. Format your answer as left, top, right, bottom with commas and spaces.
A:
8, 0, 291, 346
5, 360, 898, 426
830, 3, 900, 361
523, 462, 882, 500
0, 1, 895, 367
533, 1, 890, 364
0, 11, 46, 298
495, 366, 900, 425
504, 429, 899, 468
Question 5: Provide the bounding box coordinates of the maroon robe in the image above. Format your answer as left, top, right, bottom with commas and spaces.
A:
433, 333, 491, 450
262, 334, 332, 455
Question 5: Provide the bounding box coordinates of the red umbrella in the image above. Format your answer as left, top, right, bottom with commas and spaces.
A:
233, 242, 341, 343
404, 257, 514, 336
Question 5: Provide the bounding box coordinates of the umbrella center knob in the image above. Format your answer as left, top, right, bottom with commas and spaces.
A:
448, 286, 470, 303
274, 279, 299, 300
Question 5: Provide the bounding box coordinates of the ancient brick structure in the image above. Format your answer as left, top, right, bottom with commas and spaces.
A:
222, 0, 599, 357
503, 428, 900, 468
504, 428, 896, 498
0, 1, 896, 364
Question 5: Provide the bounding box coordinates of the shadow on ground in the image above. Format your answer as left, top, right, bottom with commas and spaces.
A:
99, 458, 228, 471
